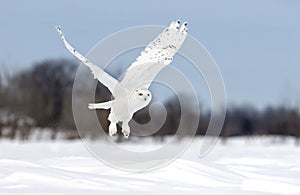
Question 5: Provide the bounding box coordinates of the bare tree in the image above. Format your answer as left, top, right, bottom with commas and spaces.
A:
6, 59, 77, 135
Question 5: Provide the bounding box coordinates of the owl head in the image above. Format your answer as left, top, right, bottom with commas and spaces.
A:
130, 88, 152, 110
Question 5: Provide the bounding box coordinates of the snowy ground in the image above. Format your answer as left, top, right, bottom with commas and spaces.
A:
1, 136, 300, 194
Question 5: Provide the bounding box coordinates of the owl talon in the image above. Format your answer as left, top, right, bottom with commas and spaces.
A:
109, 130, 117, 136
122, 129, 130, 138
109, 123, 117, 136
88, 103, 95, 109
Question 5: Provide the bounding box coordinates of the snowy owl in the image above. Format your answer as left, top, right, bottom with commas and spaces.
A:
56, 20, 188, 138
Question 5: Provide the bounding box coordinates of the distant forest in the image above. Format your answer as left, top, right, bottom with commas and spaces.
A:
0, 59, 300, 142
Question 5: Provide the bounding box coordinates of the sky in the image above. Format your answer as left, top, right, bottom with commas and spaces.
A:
0, 0, 300, 109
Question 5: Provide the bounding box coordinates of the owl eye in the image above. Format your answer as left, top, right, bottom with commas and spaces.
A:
138, 93, 143, 96
147, 94, 150, 96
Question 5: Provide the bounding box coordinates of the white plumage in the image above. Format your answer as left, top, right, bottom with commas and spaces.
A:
56, 20, 188, 138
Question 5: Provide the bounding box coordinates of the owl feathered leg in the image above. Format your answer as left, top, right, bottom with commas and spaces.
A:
107, 112, 118, 136
121, 120, 131, 138
88, 101, 112, 109
109, 122, 117, 136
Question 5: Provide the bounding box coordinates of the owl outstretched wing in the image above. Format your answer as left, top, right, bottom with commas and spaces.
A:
120, 20, 188, 91
56, 26, 119, 94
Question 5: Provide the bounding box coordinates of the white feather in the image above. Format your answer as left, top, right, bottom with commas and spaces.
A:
120, 21, 187, 90
56, 20, 188, 138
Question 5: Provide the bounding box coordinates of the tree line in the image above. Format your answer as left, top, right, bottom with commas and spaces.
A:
0, 59, 299, 142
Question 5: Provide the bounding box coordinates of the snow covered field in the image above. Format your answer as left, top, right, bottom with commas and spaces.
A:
1, 137, 300, 194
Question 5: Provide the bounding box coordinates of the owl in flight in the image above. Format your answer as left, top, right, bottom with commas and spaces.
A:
56, 20, 188, 138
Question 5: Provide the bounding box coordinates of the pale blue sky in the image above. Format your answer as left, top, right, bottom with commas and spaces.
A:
1, 0, 300, 108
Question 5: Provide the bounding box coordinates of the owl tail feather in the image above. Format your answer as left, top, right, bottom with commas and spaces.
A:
88, 101, 112, 110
